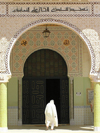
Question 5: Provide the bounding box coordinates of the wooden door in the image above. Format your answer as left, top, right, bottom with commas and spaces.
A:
60, 78, 69, 124
22, 78, 45, 124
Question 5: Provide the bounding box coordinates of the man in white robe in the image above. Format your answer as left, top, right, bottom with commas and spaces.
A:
45, 100, 58, 130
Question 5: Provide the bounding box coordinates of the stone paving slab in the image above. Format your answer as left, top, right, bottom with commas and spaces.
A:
0, 125, 96, 133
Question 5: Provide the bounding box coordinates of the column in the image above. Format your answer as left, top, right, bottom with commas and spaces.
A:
94, 83, 100, 131
70, 77, 74, 125
18, 77, 22, 125
0, 83, 8, 131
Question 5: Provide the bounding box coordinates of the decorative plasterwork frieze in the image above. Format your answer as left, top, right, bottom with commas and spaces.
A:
5, 18, 95, 76
83, 29, 100, 72
0, 38, 9, 72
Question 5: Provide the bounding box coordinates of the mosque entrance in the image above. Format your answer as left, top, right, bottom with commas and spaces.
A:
22, 49, 69, 124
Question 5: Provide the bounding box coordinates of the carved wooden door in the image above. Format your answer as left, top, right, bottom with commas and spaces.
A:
30, 79, 46, 124
22, 78, 30, 124
60, 78, 69, 124
22, 78, 45, 124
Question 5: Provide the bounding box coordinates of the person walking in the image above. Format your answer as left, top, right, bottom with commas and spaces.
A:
45, 100, 58, 130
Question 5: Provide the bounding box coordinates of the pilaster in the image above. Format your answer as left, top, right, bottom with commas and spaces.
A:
0, 74, 11, 132
90, 74, 100, 131
94, 83, 100, 131
69, 77, 74, 125
18, 77, 22, 125
0, 83, 8, 132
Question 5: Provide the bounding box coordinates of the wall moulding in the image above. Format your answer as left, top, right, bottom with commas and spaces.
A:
0, 74, 11, 82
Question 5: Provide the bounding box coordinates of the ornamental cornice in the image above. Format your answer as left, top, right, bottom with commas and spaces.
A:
90, 75, 100, 83
12, 73, 24, 78
90, 69, 100, 82
0, 74, 11, 82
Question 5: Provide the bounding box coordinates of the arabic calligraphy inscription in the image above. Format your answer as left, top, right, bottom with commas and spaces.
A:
9, 5, 91, 15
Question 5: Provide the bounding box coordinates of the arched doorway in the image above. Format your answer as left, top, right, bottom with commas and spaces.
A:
22, 49, 69, 124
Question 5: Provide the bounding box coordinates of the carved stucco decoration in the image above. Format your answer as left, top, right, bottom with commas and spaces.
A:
82, 29, 100, 72
0, 18, 95, 80
0, 37, 9, 72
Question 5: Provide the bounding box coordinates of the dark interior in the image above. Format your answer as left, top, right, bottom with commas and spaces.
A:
46, 79, 60, 123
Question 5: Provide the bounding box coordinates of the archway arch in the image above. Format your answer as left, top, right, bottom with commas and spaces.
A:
6, 18, 95, 76
22, 47, 69, 77
22, 49, 69, 124
24, 49, 68, 77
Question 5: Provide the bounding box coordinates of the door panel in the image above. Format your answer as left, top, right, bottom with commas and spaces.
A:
30, 79, 45, 124
23, 78, 69, 124
22, 78, 45, 124
60, 78, 69, 124
22, 79, 30, 124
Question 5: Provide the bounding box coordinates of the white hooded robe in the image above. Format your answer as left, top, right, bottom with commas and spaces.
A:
45, 100, 58, 127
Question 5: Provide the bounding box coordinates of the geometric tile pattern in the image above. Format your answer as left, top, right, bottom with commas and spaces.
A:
74, 106, 93, 125
11, 26, 84, 77
0, 17, 95, 77
1, 16, 95, 78
0, 3, 98, 76
7, 107, 18, 126
7, 106, 93, 126
84, 107, 94, 125
74, 107, 84, 125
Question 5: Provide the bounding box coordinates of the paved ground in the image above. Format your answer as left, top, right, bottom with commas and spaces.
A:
0, 125, 96, 133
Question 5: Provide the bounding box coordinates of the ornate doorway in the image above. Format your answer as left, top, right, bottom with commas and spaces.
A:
22, 49, 69, 124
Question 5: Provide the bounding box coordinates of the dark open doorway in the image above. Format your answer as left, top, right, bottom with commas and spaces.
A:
46, 79, 60, 123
